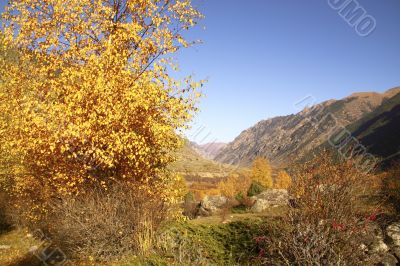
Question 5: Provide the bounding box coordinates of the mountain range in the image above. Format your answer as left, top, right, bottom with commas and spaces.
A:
189, 142, 227, 159
214, 87, 400, 168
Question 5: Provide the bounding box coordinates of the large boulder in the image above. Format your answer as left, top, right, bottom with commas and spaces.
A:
362, 223, 389, 254
250, 189, 288, 213
379, 254, 398, 266
360, 222, 400, 265
371, 239, 390, 254
387, 222, 400, 247
251, 199, 271, 213
199, 195, 228, 216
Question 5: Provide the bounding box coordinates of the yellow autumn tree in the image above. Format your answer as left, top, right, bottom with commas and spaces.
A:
251, 157, 273, 188
0, 0, 203, 216
218, 171, 252, 198
274, 170, 292, 189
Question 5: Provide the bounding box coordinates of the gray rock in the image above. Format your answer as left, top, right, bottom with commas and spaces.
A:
359, 243, 369, 252
362, 223, 385, 248
379, 254, 398, 266
393, 247, 400, 260
254, 189, 289, 205
250, 189, 288, 213
199, 195, 228, 216
371, 240, 389, 254
197, 206, 211, 217
0, 245, 11, 250
387, 223, 400, 247
251, 199, 270, 213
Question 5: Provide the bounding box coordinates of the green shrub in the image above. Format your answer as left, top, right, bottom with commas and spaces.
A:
232, 192, 255, 213
247, 181, 266, 197
156, 220, 262, 265
184, 191, 195, 202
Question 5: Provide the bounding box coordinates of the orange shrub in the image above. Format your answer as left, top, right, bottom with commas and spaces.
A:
217, 171, 252, 199
274, 170, 292, 189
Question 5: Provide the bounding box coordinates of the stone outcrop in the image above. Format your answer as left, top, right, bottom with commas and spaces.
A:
198, 195, 228, 216
250, 189, 289, 213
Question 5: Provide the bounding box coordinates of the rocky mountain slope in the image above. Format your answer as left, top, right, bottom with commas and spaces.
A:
190, 142, 227, 159
170, 140, 235, 179
215, 87, 400, 167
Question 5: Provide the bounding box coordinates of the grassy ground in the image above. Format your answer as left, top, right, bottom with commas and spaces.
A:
107, 209, 285, 265
0, 229, 43, 266
0, 208, 283, 266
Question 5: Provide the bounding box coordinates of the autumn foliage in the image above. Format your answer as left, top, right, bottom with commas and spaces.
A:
0, 0, 203, 221
251, 157, 273, 188
217, 170, 252, 199
259, 151, 380, 265
274, 170, 292, 189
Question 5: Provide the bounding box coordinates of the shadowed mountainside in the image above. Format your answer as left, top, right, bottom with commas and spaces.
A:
349, 92, 400, 165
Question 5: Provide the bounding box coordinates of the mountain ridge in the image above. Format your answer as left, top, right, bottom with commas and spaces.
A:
215, 87, 400, 167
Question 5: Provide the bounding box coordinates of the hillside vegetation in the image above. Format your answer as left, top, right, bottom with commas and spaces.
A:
171, 140, 237, 179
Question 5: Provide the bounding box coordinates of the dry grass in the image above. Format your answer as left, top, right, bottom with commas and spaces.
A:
0, 229, 42, 266
44, 183, 168, 263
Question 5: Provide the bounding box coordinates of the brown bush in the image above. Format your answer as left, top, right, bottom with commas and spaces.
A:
43, 183, 168, 262
259, 151, 381, 265
237, 195, 255, 209
182, 192, 199, 219
382, 161, 400, 213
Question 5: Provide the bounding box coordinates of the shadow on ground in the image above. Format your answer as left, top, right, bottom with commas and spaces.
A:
5, 254, 44, 266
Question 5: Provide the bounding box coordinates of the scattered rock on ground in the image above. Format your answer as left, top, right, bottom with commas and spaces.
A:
362, 221, 400, 265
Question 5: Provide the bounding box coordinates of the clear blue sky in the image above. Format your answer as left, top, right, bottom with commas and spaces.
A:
1, 1, 399, 144
178, 0, 400, 144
